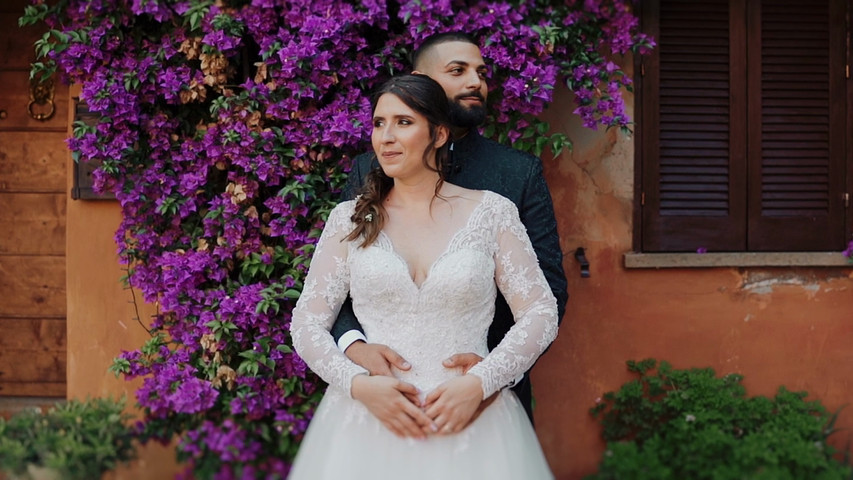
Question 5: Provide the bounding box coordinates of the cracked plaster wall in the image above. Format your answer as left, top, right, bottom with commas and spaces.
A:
531, 59, 853, 479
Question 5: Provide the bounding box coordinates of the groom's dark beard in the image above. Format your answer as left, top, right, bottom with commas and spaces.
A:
448, 94, 487, 128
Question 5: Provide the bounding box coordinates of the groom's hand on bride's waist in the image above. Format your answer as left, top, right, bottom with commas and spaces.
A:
345, 340, 412, 376
442, 352, 483, 374
442, 353, 498, 428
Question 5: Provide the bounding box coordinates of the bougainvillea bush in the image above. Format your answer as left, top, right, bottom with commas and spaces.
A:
21, 0, 652, 477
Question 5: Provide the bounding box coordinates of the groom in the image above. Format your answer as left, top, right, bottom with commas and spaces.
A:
331, 31, 568, 436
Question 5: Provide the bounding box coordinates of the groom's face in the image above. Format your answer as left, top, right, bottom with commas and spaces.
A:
413, 41, 489, 128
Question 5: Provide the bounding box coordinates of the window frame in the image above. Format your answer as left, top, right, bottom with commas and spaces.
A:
632, 0, 853, 263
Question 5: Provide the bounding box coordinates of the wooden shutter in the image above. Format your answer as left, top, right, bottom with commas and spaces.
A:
640, 0, 849, 253
746, 0, 847, 251
641, 0, 748, 252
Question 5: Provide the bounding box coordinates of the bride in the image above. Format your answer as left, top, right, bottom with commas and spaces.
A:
288, 74, 558, 479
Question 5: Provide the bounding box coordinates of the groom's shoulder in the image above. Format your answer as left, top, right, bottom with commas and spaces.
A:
471, 135, 541, 173
351, 151, 377, 171
345, 152, 378, 199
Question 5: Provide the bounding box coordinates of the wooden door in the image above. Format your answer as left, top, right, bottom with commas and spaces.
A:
0, 0, 68, 397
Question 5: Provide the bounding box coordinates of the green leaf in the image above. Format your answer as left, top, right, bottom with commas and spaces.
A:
534, 136, 548, 156
141, 334, 165, 356
282, 289, 301, 299
483, 124, 495, 139
109, 358, 131, 378
549, 133, 570, 157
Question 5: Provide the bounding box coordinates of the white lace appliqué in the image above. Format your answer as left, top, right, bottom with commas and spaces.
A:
290, 205, 367, 397
290, 191, 558, 403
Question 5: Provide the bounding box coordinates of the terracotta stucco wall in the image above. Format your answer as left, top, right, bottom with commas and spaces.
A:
533, 59, 853, 479
65, 88, 179, 478
65, 201, 178, 478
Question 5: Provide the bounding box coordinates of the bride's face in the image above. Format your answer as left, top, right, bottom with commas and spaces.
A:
371, 93, 438, 181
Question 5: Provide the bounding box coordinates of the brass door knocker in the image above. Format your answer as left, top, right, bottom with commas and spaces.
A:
28, 76, 55, 121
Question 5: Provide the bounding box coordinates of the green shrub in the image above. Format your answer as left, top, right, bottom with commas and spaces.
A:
0, 397, 136, 480
586, 359, 852, 480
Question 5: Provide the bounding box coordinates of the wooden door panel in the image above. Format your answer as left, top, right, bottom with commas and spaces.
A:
0, 383, 65, 397
0, 256, 65, 318
0, 380, 65, 397
0, 131, 67, 192
0, 193, 65, 255
0, 318, 65, 350
0, 354, 65, 383
0, 13, 42, 69
0, 71, 69, 131
0, 0, 67, 399
0, 317, 66, 396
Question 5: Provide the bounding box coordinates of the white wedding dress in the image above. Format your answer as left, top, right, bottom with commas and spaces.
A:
289, 191, 558, 479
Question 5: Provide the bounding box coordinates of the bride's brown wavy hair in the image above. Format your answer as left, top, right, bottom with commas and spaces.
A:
346, 74, 452, 247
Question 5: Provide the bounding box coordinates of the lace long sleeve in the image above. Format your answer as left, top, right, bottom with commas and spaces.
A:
467, 197, 559, 399
290, 202, 368, 397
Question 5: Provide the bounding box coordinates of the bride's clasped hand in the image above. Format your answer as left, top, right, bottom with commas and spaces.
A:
350, 367, 484, 438
347, 343, 492, 438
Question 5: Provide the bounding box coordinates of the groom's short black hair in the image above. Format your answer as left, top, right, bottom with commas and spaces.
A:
412, 32, 479, 70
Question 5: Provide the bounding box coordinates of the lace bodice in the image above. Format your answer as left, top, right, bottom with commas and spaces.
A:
290, 191, 558, 400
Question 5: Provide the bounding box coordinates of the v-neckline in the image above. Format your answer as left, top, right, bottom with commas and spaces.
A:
377, 192, 488, 291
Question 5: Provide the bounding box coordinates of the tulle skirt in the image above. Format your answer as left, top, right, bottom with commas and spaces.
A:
288, 387, 553, 479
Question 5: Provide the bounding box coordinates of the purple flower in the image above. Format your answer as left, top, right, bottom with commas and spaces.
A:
38, 0, 652, 475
